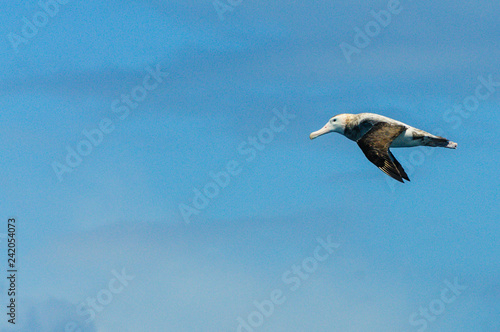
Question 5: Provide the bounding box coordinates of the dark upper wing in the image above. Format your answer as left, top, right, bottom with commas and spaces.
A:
389, 150, 410, 181
344, 119, 374, 141
356, 122, 408, 183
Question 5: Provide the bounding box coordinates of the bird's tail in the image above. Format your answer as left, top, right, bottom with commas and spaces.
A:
445, 140, 458, 149
425, 136, 458, 149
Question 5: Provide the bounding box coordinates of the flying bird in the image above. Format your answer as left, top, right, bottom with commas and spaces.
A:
309, 113, 457, 183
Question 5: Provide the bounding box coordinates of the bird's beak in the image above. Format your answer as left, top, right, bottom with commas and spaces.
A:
310, 122, 333, 140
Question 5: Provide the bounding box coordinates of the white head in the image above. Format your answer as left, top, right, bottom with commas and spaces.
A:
309, 114, 349, 139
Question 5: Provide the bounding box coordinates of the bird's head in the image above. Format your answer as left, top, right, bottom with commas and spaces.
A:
309, 114, 349, 139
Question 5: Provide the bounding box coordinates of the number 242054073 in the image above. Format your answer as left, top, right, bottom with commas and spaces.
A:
7, 219, 15, 268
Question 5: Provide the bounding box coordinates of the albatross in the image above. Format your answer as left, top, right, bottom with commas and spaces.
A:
309, 113, 457, 183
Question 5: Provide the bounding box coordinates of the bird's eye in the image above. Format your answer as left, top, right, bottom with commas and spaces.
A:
333, 119, 337, 122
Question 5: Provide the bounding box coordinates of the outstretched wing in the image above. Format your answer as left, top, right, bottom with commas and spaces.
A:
357, 122, 409, 183
389, 150, 410, 182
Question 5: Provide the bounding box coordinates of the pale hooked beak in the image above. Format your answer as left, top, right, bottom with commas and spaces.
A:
309, 122, 333, 140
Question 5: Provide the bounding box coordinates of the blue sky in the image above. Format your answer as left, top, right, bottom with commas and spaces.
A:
0, 0, 498, 331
